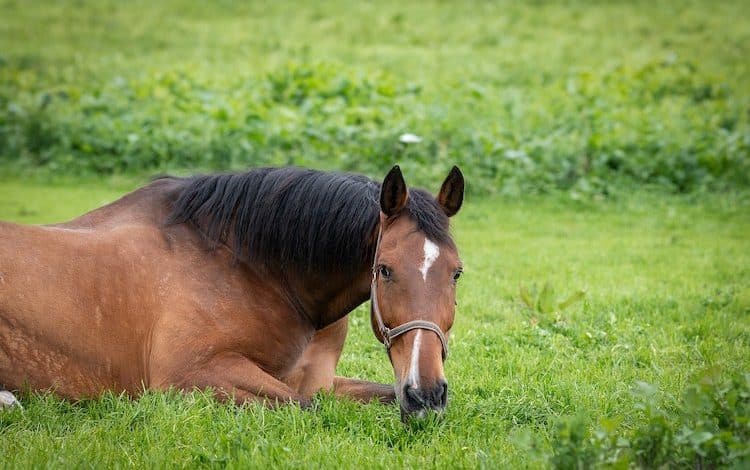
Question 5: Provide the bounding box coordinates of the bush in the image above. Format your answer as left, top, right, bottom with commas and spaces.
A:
535, 370, 750, 468
2, 60, 747, 195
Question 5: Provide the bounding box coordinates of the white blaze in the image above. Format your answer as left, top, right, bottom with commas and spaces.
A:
419, 238, 440, 282
407, 330, 423, 387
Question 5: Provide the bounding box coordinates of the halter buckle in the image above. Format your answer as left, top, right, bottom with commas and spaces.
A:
381, 328, 391, 349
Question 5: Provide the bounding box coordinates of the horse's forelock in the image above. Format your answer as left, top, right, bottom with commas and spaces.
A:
405, 189, 453, 247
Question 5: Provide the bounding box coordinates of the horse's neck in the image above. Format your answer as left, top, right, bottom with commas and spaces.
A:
321, 268, 373, 328
71, 177, 377, 330
299, 223, 378, 329
280, 260, 373, 330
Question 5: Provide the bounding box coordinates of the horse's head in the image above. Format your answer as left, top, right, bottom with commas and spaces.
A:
371, 165, 464, 421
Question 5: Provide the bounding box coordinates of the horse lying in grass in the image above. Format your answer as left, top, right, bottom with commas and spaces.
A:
0, 165, 464, 420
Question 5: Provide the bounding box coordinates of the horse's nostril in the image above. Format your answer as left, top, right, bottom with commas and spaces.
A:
402, 382, 448, 411
438, 380, 448, 407
403, 384, 425, 408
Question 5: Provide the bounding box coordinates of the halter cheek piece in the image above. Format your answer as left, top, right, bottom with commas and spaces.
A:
370, 225, 449, 360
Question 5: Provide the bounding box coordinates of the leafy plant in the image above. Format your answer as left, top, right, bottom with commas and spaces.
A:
519, 281, 586, 325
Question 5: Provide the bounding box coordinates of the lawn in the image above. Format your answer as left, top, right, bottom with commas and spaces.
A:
0, 181, 748, 467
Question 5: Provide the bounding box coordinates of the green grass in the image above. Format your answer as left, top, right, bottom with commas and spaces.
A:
2, 0, 749, 192
1, 181, 748, 468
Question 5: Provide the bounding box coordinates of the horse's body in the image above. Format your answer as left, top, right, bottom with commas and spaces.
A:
0, 166, 463, 419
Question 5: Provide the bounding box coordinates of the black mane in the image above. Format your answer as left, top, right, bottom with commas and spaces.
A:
165, 167, 451, 276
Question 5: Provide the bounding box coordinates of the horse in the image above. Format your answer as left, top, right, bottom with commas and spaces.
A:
0, 165, 464, 420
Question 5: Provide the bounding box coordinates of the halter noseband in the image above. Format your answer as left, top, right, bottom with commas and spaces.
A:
370, 225, 449, 360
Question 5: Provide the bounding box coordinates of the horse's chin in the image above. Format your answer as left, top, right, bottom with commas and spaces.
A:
399, 405, 445, 424
397, 387, 446, 423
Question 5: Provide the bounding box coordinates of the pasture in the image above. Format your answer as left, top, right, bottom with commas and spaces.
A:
1, 0, 749, 468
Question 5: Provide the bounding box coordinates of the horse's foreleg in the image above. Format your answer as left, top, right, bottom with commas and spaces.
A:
283, 317, 348, 398
332, 377, 396, 404
169, 353, 309, 408
282, 316, 397, 404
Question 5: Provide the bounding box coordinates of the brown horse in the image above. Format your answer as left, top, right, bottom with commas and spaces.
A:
0, 165, 463, 420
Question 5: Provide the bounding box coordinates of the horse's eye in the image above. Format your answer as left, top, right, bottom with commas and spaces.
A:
379, 265, 392, 280
453, 270, 462, 282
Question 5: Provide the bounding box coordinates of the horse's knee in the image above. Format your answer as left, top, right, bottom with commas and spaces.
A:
285, 317, 350, 397
0, 390, 21, 409
284, 356, 335, 398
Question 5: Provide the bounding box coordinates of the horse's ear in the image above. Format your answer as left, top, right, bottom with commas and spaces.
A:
437, 166, 464, 217
380, 165, 409, 217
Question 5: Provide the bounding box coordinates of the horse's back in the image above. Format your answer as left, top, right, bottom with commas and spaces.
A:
0, 180, 183, 397
52, 177, 181, 230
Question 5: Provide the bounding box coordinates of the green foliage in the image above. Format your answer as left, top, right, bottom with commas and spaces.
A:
673, 369, 750, 467
1, 64, 434, 179
519, 282, 586, 320
1, 0, 749, 195
538, 371, 750, 469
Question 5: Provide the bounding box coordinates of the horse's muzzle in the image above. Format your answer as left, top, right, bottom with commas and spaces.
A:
399, 379, 448, 420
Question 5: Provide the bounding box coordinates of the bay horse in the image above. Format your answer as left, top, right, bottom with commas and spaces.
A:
0, 165, 464, 420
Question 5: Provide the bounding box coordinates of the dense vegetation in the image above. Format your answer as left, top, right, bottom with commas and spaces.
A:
1, 0, 748, 194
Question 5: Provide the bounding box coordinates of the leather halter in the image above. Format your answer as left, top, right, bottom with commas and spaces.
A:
370, 224, 449, 360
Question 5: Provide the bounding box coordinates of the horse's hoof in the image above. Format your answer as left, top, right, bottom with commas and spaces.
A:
0, 390, 22, 409
298, 396, 315, 410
